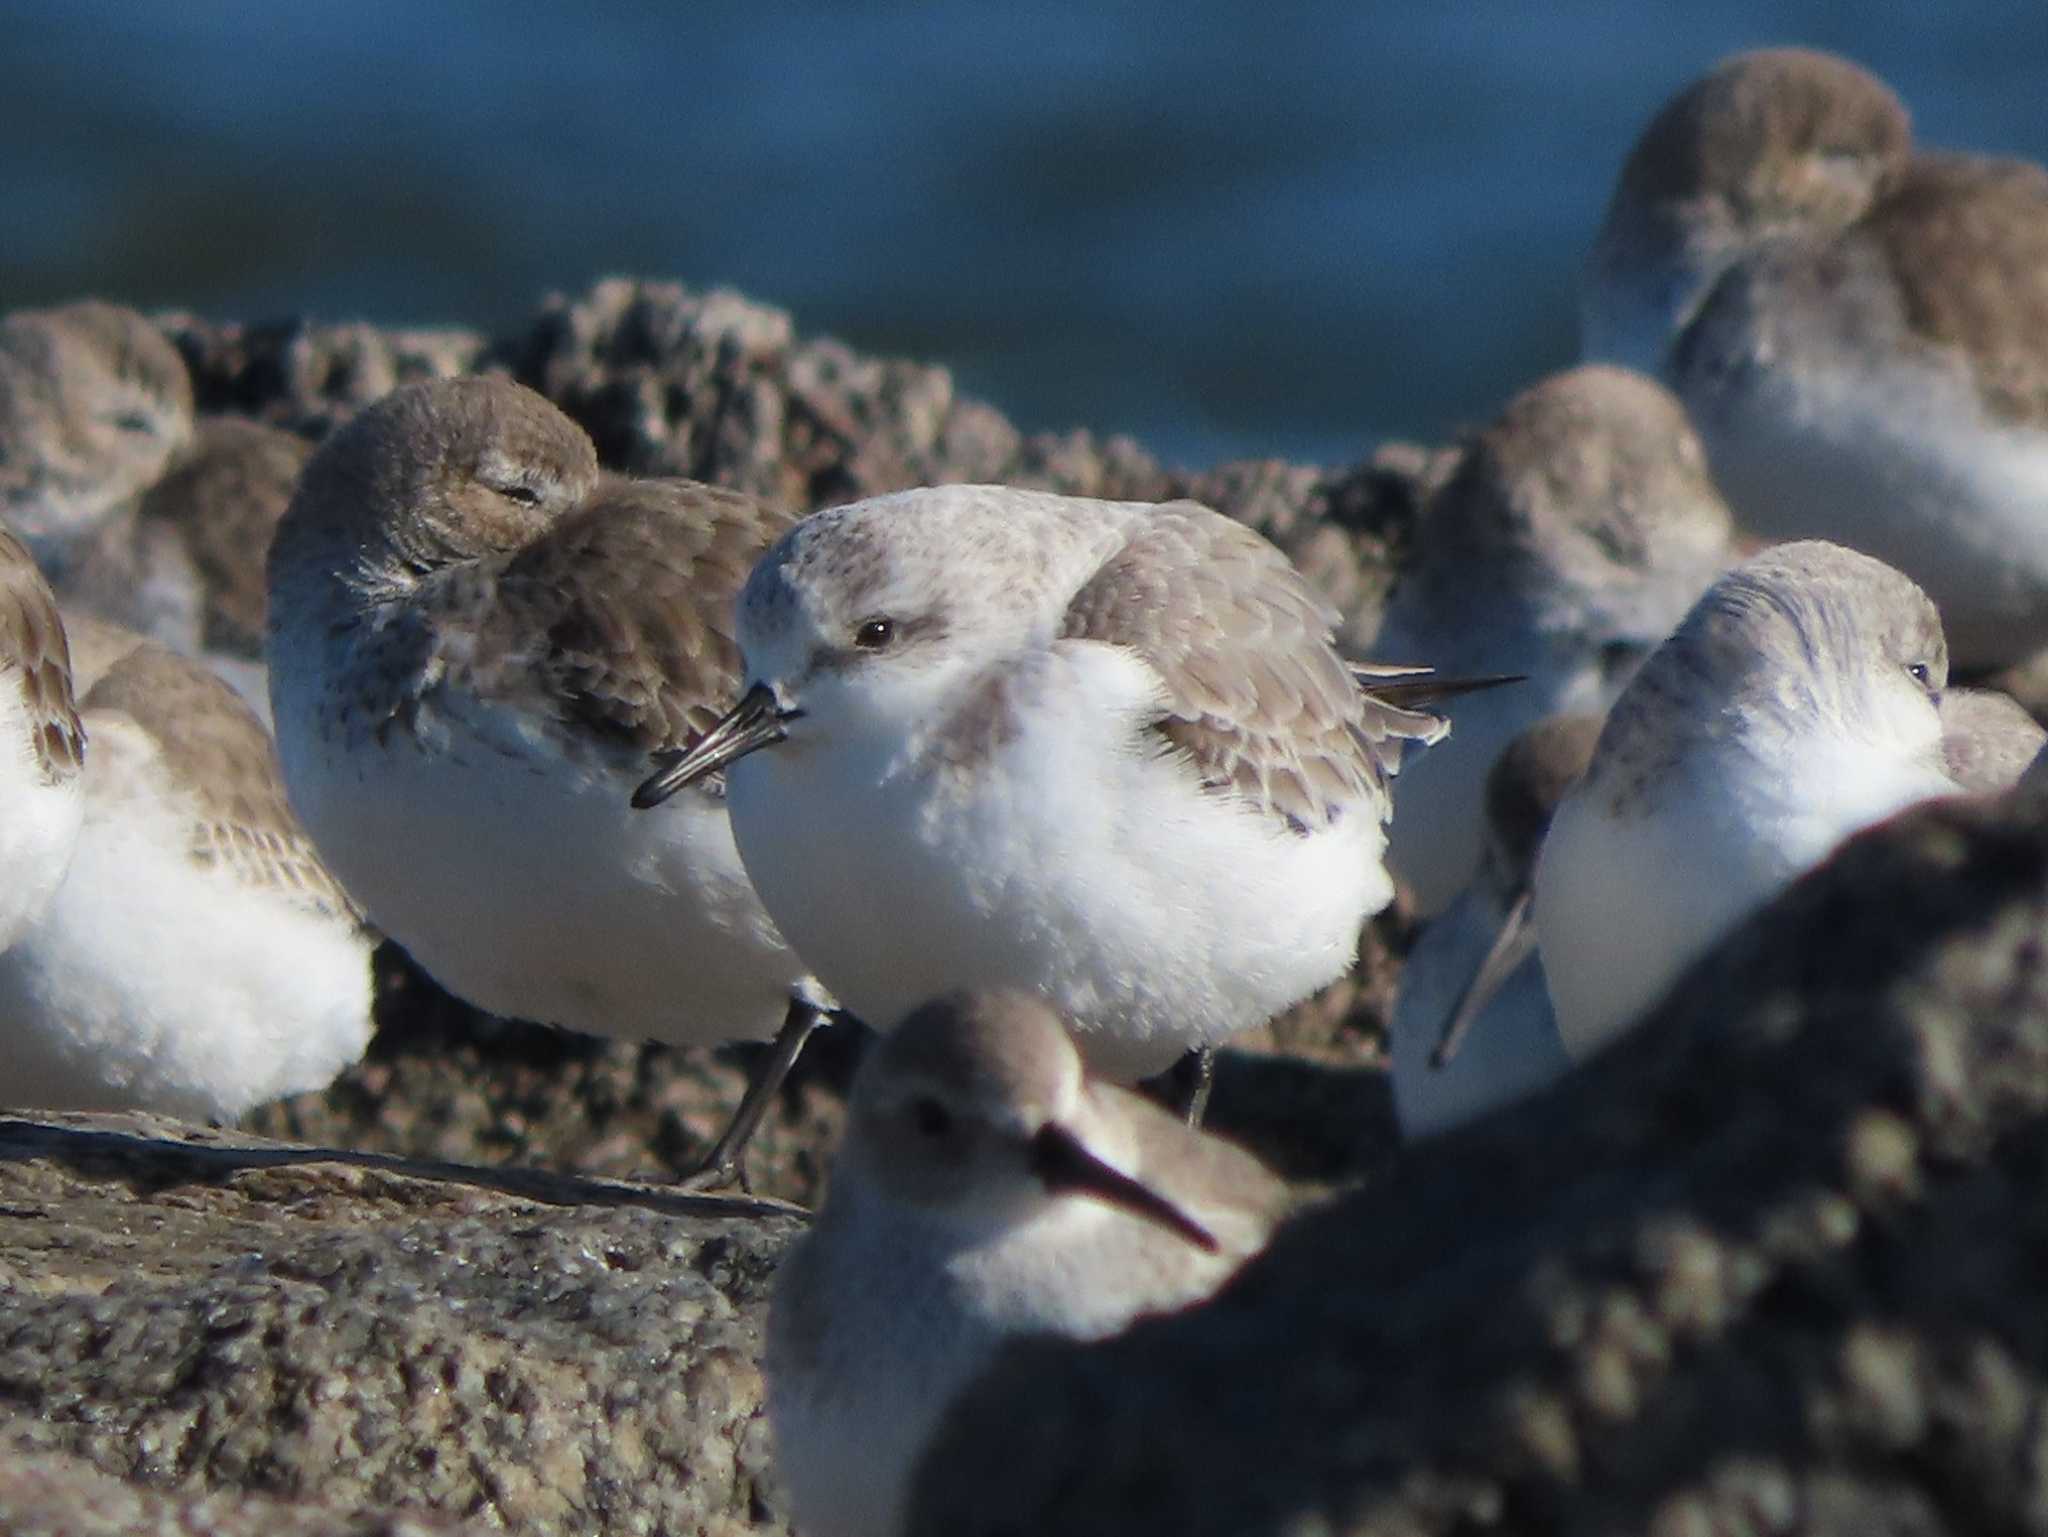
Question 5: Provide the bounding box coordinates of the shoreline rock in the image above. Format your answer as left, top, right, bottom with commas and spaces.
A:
0, 1114, 804, 1535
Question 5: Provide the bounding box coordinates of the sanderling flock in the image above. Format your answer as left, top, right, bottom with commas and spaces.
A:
2, 44, 2045, 1537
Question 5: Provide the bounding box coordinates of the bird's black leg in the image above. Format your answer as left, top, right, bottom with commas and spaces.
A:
678, 995, 828, 1192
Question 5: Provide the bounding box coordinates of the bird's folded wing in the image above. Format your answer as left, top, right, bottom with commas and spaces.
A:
1059, 501, 1438, 831
480, 477, 797, 757
82, 643, 359, 922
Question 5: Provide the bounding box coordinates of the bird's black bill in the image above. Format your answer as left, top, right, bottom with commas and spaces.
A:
633, 682, 793, 809
1355, 668, 1528, 710
1029, 1123, 1219, 1253
1431, 888, 1538, 1069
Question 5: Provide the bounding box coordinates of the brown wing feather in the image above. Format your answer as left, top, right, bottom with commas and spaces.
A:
81, 643, 360, 922
1060, 502, 1441, 832
1868, 154, 2048, 428
473, 477, 796, 755
0, 527, 83, 784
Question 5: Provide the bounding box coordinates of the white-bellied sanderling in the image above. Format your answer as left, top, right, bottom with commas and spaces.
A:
1533, 541, 1962, 1057
767, 989, 1286, 1537
3, 616, 372, 1121
1585, 48, 2048, 670
267, 376, 829, 1183
1389, 713, 1600, 1139
1374, 365, 1733, 914
637, 483, 1483, 1114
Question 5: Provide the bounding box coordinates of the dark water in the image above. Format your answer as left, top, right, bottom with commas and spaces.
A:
9, 3, 2048, 466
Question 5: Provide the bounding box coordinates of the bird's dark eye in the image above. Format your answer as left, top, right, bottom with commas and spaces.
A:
855, 617, 895, 650
500, 483, 543, 507
1906, 661, 1933, 689
909, 1096, 952, 1139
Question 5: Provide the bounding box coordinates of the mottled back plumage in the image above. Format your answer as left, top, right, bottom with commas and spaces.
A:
1866, 154, 2048, 427
82, 640, 360, 922
140, 416, 313, 657
466, 476, 796, 757
0, 527, 83, 785
1058, 502, 1437, 832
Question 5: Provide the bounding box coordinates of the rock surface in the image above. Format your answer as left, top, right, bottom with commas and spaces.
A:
0, 1432, 489, 1537
914, 784, 2048, 1537
0, 1113, 804, 1535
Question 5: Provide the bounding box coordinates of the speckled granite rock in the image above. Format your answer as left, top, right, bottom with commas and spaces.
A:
0, 1434, 484, 1537
161, 314, 483, 442
912, 784, 2048, 1537
0, 1113, 803, 1535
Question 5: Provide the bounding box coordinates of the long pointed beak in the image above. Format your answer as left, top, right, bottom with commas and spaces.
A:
1430, 888, 1538, 1069
1352, 665, 1528, 710
633, 682, 796, 809
1029, 1123, 1219, 1253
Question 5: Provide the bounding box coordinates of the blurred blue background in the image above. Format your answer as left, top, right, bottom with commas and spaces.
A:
10, 3, 2048, 466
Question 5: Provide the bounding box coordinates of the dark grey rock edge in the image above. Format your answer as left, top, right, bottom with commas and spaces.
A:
912, 785, 2048, 1537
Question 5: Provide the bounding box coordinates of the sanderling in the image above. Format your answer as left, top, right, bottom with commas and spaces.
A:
140, 414, 312, 661
0, 526, 85, 952
135, 414, 316, 727
636, 483, 1473, 1098
1, 617, 372, 1121
266, 376, 828, 1183
1584, 47, 2048, 670
1533, 541, 1961, 1058
0, 301, 196, 635
1373, 364, 1734, 914
1388, 713, 1601, 1140
767, 989, 1285, 1537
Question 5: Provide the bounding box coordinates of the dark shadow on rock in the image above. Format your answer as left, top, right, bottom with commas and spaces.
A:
1187, 1053, 1397, 1187
912, 786, 2048, 1536
246, 942, 870, 1206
